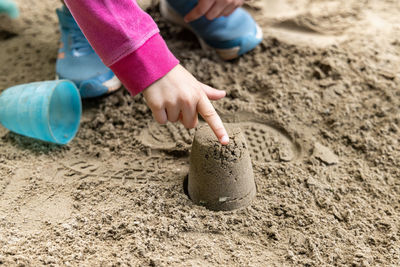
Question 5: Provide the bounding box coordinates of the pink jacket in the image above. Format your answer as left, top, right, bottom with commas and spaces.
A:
64, 0, 179, 95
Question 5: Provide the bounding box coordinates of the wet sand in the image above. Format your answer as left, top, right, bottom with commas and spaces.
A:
0, 0, 400, 265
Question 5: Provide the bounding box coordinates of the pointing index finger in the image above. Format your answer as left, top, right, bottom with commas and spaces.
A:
197, 94, 229, 145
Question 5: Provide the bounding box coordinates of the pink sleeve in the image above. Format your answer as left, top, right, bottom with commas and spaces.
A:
64, 0, 179, 95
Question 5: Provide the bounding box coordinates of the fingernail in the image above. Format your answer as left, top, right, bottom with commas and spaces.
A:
221, 135, 229, 145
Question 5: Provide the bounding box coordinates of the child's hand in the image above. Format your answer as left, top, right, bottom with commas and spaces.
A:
184, 0, 244, 22
142, 64, 229, 145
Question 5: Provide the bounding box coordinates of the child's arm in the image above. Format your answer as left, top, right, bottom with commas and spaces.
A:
64, 0, 229, 144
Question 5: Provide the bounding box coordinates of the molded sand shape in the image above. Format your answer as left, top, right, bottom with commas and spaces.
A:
188, 124, 256, 211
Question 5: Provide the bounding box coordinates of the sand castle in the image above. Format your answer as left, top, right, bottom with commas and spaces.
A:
188, 124, 256, 211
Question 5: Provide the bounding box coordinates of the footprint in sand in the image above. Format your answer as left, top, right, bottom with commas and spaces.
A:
59, 156, 175, 184
254, 0, 357, 47
136, 111, 302, 163
137, 122, 196, 151
267, 16, 350, 47
240, 122, 297, 163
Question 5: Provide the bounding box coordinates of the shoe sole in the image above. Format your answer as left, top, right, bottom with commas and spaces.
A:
102, 75, 122, 93
160, 0, 243, 60
55, 74, 122, 99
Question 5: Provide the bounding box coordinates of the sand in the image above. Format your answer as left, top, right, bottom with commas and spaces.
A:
188, 125, 256, 211
0, 0, 400, 265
